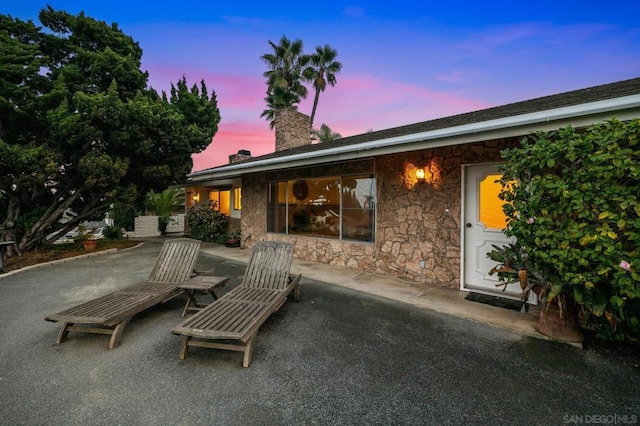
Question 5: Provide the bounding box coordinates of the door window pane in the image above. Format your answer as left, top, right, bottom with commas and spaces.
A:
479, 174, 507, 230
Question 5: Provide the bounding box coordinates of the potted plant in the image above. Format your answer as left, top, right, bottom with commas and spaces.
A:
224, 228, 241, 247
488, 242, 584, 343
487, 243, 584, 342
76, 225, 98, 252
488, 242, 545, 300
145, 188, 182, 236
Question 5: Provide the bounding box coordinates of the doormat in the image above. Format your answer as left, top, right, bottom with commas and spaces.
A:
464, 292, 524, 312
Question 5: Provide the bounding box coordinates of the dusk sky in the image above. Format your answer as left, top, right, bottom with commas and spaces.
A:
5, 1, 640, 172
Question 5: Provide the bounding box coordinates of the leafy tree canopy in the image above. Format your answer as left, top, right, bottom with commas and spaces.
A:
498, 119, 640, 342
0, 7, 221, 253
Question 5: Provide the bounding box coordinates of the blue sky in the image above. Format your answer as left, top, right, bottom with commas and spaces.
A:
4, 1, 640, 170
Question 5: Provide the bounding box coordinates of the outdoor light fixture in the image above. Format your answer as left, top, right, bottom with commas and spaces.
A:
404, 161, 442, 189
192, 193, 200, 203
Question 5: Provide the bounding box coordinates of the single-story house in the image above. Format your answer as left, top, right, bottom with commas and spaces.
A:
185, 77, 640, 301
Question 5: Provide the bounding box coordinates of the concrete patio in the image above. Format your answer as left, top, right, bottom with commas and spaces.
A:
0, 240, 638, 425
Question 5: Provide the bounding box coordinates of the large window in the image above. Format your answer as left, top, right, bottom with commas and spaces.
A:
267, 174, 376, 242
209, 189, 230, 216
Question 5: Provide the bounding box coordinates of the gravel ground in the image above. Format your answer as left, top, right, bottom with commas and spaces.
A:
0, 241, 638, 425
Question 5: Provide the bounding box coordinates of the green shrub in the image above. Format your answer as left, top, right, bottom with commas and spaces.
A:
185, 201, 227, 241
103, 225, 124, 239
498, 118, 640, 342
110, 204, 136, 231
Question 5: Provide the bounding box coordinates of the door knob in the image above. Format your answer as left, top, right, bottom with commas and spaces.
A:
466, 223, 472, 228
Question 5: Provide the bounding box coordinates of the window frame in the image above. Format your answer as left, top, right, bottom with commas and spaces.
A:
266, 173, 376, 243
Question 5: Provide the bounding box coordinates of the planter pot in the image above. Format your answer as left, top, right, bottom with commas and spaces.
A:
535, 299, 584, 343
82, 239, 98, 252
158, 220, 168, 236
224, 238, 240, 248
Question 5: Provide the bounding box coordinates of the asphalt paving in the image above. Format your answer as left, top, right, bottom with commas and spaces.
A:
0, 241, 638, 425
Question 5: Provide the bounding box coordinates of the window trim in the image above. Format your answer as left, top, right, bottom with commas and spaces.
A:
266, 173, 376, 243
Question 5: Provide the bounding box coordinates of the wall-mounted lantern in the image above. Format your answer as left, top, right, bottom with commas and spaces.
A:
404, 159, 442, 189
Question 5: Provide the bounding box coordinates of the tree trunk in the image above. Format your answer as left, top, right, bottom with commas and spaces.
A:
1, 198, 21, 257
309, 88, 321, 129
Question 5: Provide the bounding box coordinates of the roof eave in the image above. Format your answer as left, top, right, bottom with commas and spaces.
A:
187, 94, 640, 183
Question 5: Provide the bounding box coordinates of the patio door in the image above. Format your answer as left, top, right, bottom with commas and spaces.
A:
462, 164, 522, 299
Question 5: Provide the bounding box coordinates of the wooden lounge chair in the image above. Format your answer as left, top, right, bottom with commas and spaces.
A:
171, 241, 301, 367
45, 238, 201, 349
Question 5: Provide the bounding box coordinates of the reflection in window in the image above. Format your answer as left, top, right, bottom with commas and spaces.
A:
342, 176, 376, 242
267, 175, 375, 242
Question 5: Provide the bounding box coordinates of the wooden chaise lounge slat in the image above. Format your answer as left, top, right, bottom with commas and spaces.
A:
45, 238, 201, 349
171, 241, 301, 367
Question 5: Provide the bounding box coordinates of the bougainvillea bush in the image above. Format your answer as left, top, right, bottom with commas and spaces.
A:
185, 201, 227, 241
498, 118, 640, 342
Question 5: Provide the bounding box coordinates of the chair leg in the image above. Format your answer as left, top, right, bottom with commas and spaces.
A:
179, 336, 190, 360
242, 335, 255, 368
55, 322, 72, 344
108, 319, 130, 349
294, 285, 301, 302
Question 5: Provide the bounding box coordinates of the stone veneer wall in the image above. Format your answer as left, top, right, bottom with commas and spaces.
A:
274, 108, 311, 152
240, 139, 517, 288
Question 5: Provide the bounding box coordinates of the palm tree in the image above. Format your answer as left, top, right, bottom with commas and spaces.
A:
145, 188, 182, 235
261, 35, 310, 128
311, 123, 342, 143
260, 85, 300, 129
304, 44, 342, 128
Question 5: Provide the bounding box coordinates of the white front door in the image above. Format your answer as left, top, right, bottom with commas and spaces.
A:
462, 164, 522, 299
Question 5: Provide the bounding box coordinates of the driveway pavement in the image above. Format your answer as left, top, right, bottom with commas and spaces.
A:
0, 241, 638, 425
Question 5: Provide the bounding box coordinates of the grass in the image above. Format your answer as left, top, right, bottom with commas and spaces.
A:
3, 239, 141, 272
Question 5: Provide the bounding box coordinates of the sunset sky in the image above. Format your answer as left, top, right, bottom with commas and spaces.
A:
5, 1, 640, 172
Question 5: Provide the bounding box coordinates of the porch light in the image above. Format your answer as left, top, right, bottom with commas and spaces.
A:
403, 160, 442, 189
192, 193, 200, 203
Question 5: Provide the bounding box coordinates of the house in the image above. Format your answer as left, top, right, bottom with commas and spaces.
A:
185, 78, 640, 300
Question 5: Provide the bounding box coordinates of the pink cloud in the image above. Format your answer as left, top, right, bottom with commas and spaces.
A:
192, 120, 273, 171
307, 74, 491, 135
190, 72, 491, 172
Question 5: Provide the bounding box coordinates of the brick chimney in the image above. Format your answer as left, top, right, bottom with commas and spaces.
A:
274, 108, 311, 152
229, 149, 252, 164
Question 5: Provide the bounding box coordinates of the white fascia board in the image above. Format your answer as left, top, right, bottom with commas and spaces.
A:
188, 95, 640, 183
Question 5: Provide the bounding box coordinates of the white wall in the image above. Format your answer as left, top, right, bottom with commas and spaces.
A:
133, 214, 185, 237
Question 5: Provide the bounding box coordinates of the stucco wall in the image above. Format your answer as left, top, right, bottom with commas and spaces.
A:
240, 139, 517, 288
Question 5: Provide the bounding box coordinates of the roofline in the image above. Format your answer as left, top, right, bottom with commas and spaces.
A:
187, 94, 640, 183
